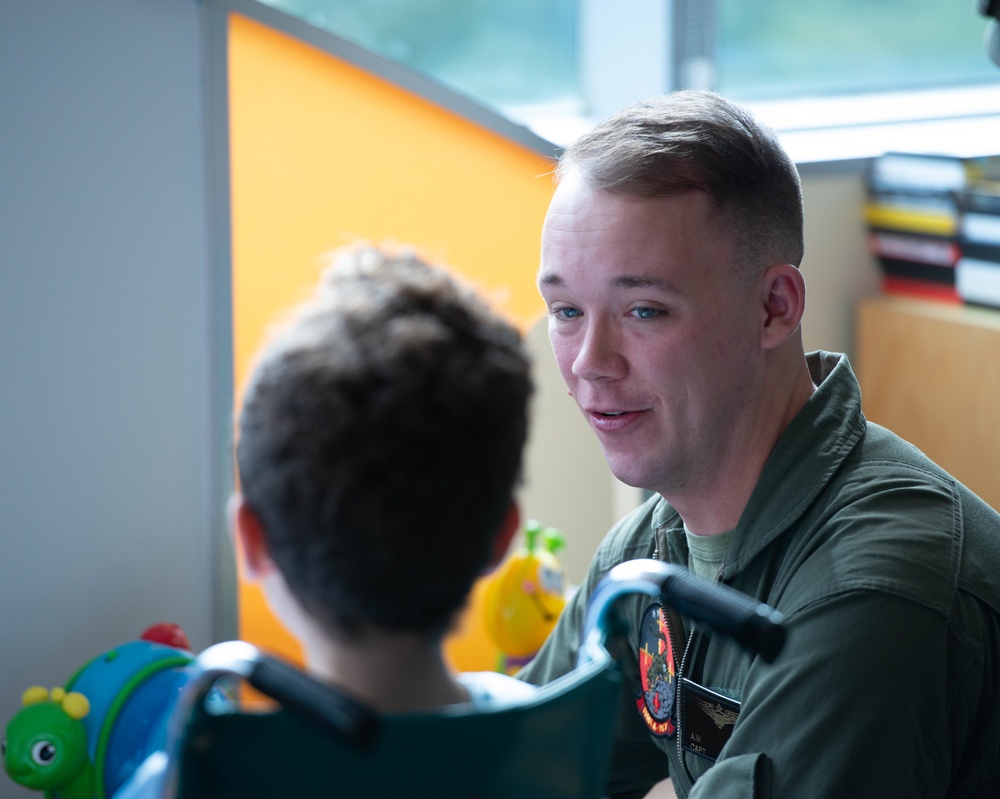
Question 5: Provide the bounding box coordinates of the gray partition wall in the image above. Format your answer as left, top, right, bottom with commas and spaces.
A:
0, 7, 224, 793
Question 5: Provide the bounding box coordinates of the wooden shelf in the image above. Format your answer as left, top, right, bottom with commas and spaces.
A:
856, 294, 1000, 511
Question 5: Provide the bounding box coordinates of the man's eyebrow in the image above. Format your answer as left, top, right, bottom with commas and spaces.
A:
537, 271, 679, 292
613, 275, 677, 292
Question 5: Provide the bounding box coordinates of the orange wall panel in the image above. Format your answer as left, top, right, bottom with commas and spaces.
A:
228, 11, 554, 670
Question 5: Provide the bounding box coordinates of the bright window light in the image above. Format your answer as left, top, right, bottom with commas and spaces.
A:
253, 0, 1000, 160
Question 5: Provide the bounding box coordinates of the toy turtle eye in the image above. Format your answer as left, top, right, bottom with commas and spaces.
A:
31, 741, 56, 766
1, 738, 6, 757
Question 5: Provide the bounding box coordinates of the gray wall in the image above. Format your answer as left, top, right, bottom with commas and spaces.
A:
0, 2, 879, 796
0, 4, 222, 793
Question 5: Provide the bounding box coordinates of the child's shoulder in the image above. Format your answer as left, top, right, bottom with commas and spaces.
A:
457, 671, 537, 707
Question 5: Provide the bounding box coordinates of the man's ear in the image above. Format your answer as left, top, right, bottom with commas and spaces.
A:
229, 493, 277, 580
486, 501, 522, 572
759, 263, 806, 350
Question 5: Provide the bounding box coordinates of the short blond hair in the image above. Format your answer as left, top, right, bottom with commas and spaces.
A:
560, 90, 804, 283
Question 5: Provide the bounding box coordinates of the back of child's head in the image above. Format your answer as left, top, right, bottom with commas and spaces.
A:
235, 244, 533, 640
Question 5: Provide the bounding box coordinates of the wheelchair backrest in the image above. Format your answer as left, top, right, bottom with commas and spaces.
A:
173, 654, 622, 799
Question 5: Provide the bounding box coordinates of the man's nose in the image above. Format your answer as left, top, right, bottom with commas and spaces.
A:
572, 320, 626, 381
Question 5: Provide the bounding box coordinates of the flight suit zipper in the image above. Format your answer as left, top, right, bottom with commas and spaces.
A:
658, 541, 729, 785
675, 627, 696, 773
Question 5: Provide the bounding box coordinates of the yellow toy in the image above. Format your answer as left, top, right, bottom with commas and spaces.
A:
483, 520, 567, 668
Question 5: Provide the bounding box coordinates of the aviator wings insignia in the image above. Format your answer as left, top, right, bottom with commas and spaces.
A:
699, 700, 739, 730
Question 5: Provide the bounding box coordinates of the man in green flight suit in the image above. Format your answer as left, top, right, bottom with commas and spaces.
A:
520, 89, 1000, 798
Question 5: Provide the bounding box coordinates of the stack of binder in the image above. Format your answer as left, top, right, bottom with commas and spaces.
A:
955, 164, 1000, 308
865, 152, 965, 303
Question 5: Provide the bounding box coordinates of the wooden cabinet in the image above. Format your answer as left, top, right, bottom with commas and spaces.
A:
856, 295, 1000, 511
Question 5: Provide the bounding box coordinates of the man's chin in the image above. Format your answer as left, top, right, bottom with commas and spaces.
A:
605, 459, 661, 496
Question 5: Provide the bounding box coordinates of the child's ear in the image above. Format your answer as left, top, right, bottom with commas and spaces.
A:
229, 493, 277, 580
487, 501, 522, 571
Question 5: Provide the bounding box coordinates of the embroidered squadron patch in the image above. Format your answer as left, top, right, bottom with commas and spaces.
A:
635, 602, 676, 737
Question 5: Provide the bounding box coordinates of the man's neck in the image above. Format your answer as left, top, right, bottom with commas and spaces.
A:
669, 350, 816, 535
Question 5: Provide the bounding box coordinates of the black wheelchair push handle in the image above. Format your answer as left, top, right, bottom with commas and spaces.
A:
249, 655, 379, 750
654, 563, 785, 662
582, 559, 786, 663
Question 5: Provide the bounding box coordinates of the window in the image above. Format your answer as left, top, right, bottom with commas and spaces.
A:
257, 0, 579, 111
716, 0, 999, 101
256, 0, 1000, 157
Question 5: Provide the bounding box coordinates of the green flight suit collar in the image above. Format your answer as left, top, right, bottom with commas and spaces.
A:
650, 351, 866, 578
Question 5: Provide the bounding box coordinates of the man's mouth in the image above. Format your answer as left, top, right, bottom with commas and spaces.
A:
587, 408, 645, 430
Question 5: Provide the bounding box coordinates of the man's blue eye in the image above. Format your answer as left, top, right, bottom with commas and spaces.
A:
631, 307, 660, 319
554, 307, 582, 319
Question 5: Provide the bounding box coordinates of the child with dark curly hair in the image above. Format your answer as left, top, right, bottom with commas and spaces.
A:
231, 243, 537, 710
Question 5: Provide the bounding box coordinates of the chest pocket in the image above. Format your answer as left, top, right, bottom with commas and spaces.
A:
678, 677, 741, 762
